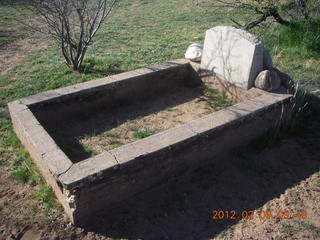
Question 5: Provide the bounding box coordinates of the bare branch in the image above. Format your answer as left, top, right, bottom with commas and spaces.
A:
12, 0, 118, 71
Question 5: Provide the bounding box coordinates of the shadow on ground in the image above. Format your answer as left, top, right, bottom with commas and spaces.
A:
43, 84, 204, 162
76, 113, 320, 240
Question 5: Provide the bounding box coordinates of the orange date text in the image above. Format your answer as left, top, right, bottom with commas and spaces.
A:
210, 210, 308, 220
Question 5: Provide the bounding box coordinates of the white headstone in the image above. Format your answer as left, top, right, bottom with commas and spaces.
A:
201, 26, 264, 90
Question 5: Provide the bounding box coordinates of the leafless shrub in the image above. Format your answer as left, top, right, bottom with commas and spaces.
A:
13, 0, 118, 71
204, 0, 320, 30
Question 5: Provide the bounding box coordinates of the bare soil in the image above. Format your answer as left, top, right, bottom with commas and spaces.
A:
78, 76, 260, 156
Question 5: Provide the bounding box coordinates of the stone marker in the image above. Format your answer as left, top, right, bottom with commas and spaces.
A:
185, 43, 203, 62
201, 26, 264, 90
254, 69, 281, 91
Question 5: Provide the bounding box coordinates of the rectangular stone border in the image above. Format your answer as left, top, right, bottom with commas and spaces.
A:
8, 59, 293, 224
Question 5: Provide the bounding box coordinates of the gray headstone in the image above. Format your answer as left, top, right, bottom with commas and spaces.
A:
201, 26, 264, 90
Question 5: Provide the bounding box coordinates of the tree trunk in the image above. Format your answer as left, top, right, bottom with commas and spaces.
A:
269, 7, 291, 26
244, 14, 269, 30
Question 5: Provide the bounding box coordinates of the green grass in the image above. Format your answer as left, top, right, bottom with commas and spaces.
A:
0, 5, 29, 46
133, 129, 156, 139
263, 19, 320, 88
37, 184, 55, 207
7, 140, 43, 186
11, 165, 29, 183
265, 20, 320, 59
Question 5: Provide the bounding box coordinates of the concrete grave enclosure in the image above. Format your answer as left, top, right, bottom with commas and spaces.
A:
8, 59, 293, 224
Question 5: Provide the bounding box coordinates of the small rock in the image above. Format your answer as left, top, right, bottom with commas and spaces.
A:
273, 67, 295, 90
185, 43, 203, 62
255, 69, 281, 91
263, 50, 273, 70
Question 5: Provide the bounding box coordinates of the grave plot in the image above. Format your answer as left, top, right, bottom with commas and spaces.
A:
39, 71, 260, 163
8, 59, 293, 224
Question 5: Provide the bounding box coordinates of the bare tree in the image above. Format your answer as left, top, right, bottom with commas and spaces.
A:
206, 0, 320, 31
14, 0, 117, 71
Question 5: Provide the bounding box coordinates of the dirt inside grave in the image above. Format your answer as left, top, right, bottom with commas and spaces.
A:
47, 76, 261, 162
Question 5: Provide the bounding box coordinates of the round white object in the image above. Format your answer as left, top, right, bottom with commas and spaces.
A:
184, 43, 203, 62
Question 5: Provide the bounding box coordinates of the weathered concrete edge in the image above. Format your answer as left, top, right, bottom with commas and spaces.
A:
19, 59, 190, 106
7, 100, 74, 218
8, 100, 73, 177
59, 92, 293, 190
6, 58, 194, 222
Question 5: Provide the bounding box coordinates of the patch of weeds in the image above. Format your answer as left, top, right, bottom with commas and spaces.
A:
9, 149, 42, 185
76, 136, 98, 157
266, 19, 320, 59
0, 123, 10, 135
201, 84, 234, 110
133, 129, 155, 139
37, 184, 54, 207
238, 88, 320, 156
27, 172, 43, 187
82, 144, 97, 157
107, 138, 121, 145
11, 165, 29, 183
104, 131, 119, 138
1, 131, 20, 148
